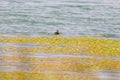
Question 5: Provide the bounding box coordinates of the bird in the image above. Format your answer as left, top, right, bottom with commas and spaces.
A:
54, 30, 60, 35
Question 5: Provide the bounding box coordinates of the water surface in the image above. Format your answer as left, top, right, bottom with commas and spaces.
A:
0, 0, 120, 37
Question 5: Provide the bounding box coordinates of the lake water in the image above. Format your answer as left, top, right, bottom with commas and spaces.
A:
0, 0, 120, 37
0, 0, 120, 79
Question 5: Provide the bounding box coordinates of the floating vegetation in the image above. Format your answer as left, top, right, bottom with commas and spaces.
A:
0, 35, 120, 56
0, 56, 119, 71
0, 35, 120, 80
0, 72, 100, 80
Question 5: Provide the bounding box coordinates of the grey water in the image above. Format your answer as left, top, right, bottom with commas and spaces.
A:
0, 0, 120, 38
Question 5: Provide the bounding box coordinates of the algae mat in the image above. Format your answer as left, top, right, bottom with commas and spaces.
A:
0, 35, 120, 80
1, 35, 120, 56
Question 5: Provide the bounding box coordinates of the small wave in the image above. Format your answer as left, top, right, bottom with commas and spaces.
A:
96, 34, 119, 38
24, 2, 40, 7
0, 1, 9, 6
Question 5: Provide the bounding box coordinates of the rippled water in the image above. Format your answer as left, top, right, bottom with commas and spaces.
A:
0, 0, 120, 37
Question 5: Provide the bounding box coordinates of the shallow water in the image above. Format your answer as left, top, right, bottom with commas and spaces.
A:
96, 70, 120, 80
0, 0, 120, 38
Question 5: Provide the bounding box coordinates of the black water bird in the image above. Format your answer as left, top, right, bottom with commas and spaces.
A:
54, 30, 60, 35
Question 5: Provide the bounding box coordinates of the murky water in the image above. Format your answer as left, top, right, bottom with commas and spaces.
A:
0, 0, 120, 38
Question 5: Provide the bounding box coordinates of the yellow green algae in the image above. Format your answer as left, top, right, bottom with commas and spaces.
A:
0, 35, 120, 80
1, 56, 120, 71
0, 35, 120, 56
0, 72, 100, 80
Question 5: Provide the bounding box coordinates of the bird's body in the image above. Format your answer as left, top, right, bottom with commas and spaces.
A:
54, 30, 60, 35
